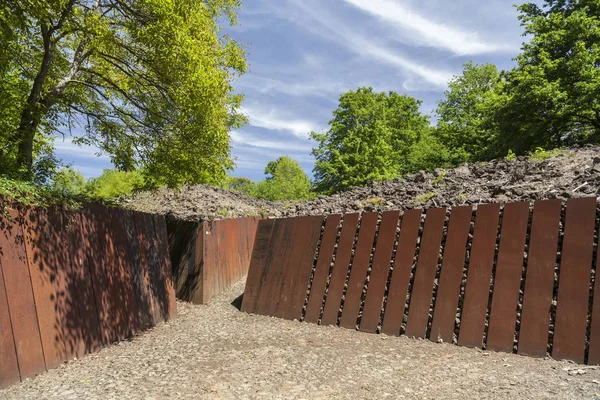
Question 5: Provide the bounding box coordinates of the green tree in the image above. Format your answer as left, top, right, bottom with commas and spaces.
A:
435, 62, 502, 162
255, 156, 312, 201
225, 176, 258, 196
311, 87, 430, 193
0, 0, 246, 186
493, 0, 600, 155
84, 168, 144, 200
51, 166, 86, 195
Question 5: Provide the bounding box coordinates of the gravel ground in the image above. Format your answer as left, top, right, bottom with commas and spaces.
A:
3, 279, 600, 400
122, 146, 600, 221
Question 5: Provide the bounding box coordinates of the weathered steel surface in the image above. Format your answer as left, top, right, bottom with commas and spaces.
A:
133, 211, 161, 327
380, 210, 422, 336
241, 219, 276, 314
81, 206, 115, 344
320, 213, 360, 326
64, 210, 102, 356
166, 218, 198, 302
552, 198, 596, 363
168, 217, 259, 305
22, 208, 67, 369
275, 216, 323, 320
144, 214, 169, 323
458, 203, 501, 348
304, 214, 342, 323
486, 202, 530, 353
52, 210, 86, 361
360, 211, 400, 333
405, 208, 447, 339
339, 212, 379, 329
108, 207, 141, 338
255, 219, 292, 316
518, 200, 561, 357
0, 245, 20, 387
429, 206, 472, 343
153, 214, 178, 319
95, 205, 126, 342
588, 217, 600, 365
0, 207, 45, 379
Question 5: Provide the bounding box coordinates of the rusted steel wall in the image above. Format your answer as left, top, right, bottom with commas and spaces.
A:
242, 197, 600, 365
0, 200, 176, 388
168, 216, 259, 304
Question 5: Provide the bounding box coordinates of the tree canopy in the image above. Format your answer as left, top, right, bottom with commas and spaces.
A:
256, 156, 313, 201
435, 62, 502, 162
491, 0, 600, 155
311, 87, 431, 193
0, 0, 246, 186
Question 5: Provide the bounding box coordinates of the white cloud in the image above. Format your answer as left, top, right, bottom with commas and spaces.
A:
236, 75, 345, 100
53, 136, 110, 159
273, 1, 454, 88
241, 105, 322, 138
342, 0, 513, 55
231, 131, 313, 151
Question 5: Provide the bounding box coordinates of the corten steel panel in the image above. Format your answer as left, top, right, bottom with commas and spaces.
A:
429, 206, 472, 343
304, 214, 342, 323
166, 218, 198, 301
320, 213, 360, 326
201, 221, 217, 304
46, 209, 83, 362
22, 208, 67, 369
405, 208, 447, 339
255, 219, 293, 316
458, 203, 501, 348
153, 214, 177, 319
81, 206, 116, 344
275, 216, 323, 320
147, 213, 171, 322
241, 219, 276, 314
552, 198, 597, 363
339, 212, 379, 329
486, 202, 530, 353
108, 208, 141, 338
134, 211, 162, 327
0, 207, 45, 379
587, 211, 600, 365
64, 210, 102, 355
94, 205, 127, 342
518, 200, 561, 357
360, 210, 401, 333
78, 209, 106, 351
0, 257, 20, 387
381, 209, 422, 336
126, 211, 152, 330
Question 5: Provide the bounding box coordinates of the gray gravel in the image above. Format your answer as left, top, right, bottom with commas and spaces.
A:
3, 279, 600, 400
123, 146, 600, 221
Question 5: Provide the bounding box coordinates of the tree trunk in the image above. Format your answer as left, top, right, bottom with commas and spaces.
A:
15, 24, 55, 173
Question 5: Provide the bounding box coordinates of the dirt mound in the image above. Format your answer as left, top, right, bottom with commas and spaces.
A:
123, 146, 600, 221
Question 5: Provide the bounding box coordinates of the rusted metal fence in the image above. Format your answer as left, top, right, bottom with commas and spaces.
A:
241, 197, 600, 365
168, 216, 259, 304
0, 201, 176, 388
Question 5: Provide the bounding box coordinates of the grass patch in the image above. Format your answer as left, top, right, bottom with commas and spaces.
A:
415, 192, 437, 203
528, 147, 562, 161
363, 197, 386, 207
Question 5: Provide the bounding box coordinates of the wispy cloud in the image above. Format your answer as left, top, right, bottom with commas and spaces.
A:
53, 136, 110, 159
231, 131, 313, 151
342, 0, 513, 56
270, 1, 454, 88
236, 75, 345, 100
241, 105, 322, 138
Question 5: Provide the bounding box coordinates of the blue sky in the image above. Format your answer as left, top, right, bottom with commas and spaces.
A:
55, 0, 532, 180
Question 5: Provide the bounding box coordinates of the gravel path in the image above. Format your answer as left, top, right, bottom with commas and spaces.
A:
3, 279, 600, 400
